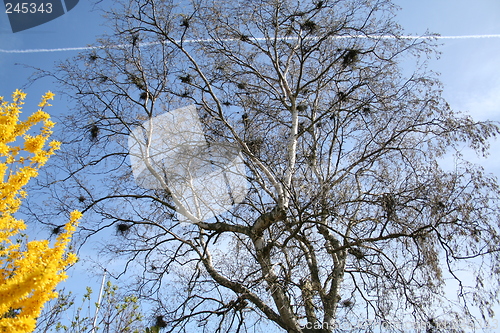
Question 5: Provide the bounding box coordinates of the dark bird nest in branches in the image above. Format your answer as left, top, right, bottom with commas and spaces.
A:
128, 73, 146, 90
140, 91, 153, 100
239, 34, 251, 42
88, 53, 98, 62
89, 124, 99, 142
342, 49, 360, 67
179, 74, 192, 84
300, 20, 318, 33
155, 315, 167, 328
341, 299, 354, 308
348, 247, 365, 260
116, 223, 132, 235
180, 18, 190, 28
51, 225, 63, 236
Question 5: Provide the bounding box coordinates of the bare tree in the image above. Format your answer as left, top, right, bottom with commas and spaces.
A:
30, 0, 500, 332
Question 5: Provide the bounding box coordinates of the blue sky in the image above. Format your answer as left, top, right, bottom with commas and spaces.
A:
1, 0, 500, 329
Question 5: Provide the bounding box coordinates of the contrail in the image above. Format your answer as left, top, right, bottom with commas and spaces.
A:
1, 34, 500, 54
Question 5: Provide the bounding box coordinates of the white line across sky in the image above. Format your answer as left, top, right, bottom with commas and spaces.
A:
1, 34, 500, 54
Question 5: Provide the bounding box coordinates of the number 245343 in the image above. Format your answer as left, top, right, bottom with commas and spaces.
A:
5, 2, 53, 14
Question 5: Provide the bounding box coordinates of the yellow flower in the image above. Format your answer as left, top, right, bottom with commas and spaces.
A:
48, 140, 61, 150
42, 91, 55, 100
12, 89, 27, 103
0, 90, 80, 333
37, 91, 55, 108
23, 135, 45, 154
38, 101, 50, 108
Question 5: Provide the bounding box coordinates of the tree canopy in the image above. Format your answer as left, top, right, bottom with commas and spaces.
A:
32, 0, 500, 332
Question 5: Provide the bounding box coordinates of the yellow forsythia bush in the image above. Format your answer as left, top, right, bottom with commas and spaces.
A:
0, 90, 80, 332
